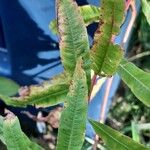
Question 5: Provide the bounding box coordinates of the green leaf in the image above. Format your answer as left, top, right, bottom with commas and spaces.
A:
3, 113, 43, 150
49, 20, 58, 34
0, 73, 69, 107
142, 0, 150, 25
90, 0, 125, 76
117, 59, 150, 107
80, 5, 100, 26
49, 5, 100, 34
0, 77, 20, 96
131, 121, 140, 143
0, 116, 5, 144
57, 0, 91, 89
89, 119, 149, 150
56, 59, 88, 150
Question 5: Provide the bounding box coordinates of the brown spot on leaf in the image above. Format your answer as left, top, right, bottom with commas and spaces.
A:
19, 86, 30, 97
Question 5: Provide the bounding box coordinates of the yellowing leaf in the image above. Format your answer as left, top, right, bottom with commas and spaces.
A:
0, 73, 69, 107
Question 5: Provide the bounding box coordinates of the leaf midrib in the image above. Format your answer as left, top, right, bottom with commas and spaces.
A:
97, 1, 115, 74
62, 2, 78, 67
91, 121, 130, 150
119, 63, 150, 93
67, 85, 83, 150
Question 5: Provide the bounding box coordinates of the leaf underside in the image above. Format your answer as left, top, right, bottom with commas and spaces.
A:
57, 0, 91, 89
0, 73, 69, 107
117, 59, 150, 107
91, 0, 125, 76
56, 59, 88, 150
89, 120, 149, 150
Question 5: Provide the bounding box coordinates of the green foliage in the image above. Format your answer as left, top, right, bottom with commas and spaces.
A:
79, 5, 100, 26
56, 0, 91, 89
0, 0, 149, 149
49, 20, 58, 35
140, 14, 150, 50
0, 116, 5, 144
0, 73, 69, 107
0, 114, 43, 150
0, 77, 20, 96
117, 59, 150, 107
131, 121, 140, 143
49, 5, 100, 34
56, 59, 88, 150
89, 119, 149, 150
142, 0, 150, 25
90, 0, 125, 76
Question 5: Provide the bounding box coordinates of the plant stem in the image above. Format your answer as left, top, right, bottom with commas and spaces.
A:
88, 74, 97, 103
138, 123, 150, 130
93, 77, 113, 150
128, 51, 150, 61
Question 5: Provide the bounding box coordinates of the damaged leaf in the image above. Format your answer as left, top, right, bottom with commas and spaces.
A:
57, 59, 88, 150
57, 0, 91, 90
49, 5, 100, 34
91, 0, 125, 76
0, 73, 69, 107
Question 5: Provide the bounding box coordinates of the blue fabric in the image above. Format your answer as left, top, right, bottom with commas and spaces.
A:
0, 0, 141, 138
0, 0, 62, 84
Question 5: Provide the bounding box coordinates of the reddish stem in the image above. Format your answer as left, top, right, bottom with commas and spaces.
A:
88, 74, 97, 103
92, 77, 113, 150
126, 0, 132, 10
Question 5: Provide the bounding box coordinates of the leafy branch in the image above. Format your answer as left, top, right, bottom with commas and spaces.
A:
0, 0, 150, 150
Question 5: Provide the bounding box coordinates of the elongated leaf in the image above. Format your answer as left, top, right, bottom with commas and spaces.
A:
57, 0, 91, 89
0, 77, 20, 96
131, 121, 140, 143
56, 59, 88, 150
117, 59, 150, 107
142, 0, 150, 25
50, 5, 100, 34
91, 0, 125, 76
0, 116, 5, 144
0, 73, 69, 107
3, 113, 43, 150
89, 120, 149, 150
